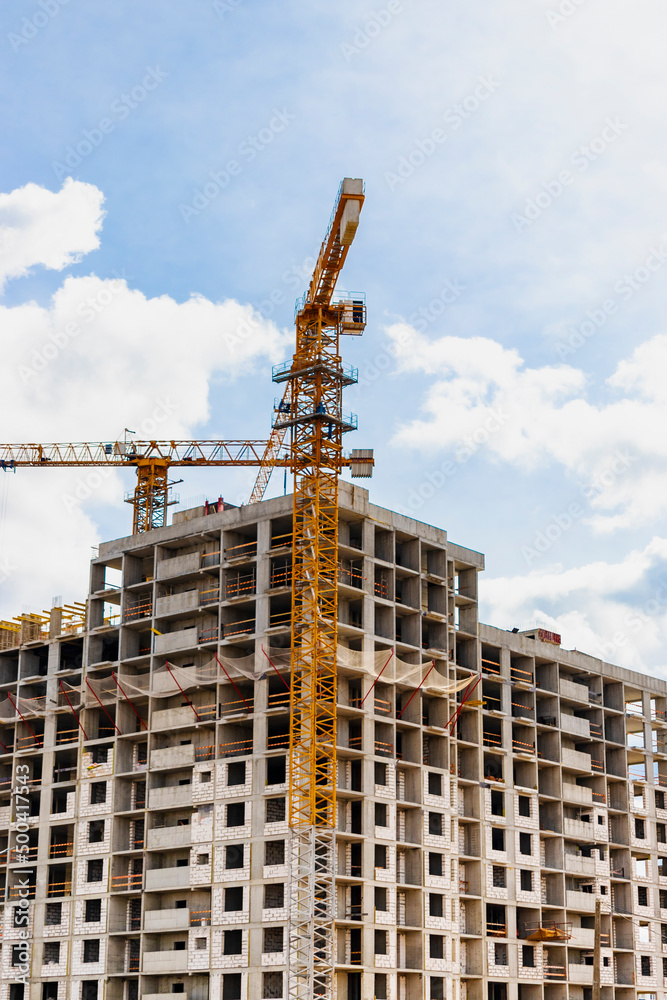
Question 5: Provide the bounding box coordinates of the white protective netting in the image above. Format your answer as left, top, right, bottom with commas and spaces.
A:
336, 646, 474, 696
0, 644, 474, 719
0, 693, 48, 720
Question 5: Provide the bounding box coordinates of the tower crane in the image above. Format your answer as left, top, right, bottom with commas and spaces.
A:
0, 431, 368, 533
0, 439, 285, 534
279, 177, 369, 1000
248, 383, 293, 504
0, 178, 372, 1000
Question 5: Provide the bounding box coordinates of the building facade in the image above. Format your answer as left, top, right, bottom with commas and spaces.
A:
0, 483, 665, 1000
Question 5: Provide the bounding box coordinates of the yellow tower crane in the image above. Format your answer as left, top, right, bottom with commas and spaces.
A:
0, 440, 286, 533
0, 177, 372, 1000
276, 178, 369, 1000
248, 382, 293, 504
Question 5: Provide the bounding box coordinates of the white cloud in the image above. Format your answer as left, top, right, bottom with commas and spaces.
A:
609, 333, 667, 402
0, 181, 290, 620
4, 274, 288, 440
0, 179, 105, 291
388, 323, 667, 532
481, 537, 667, 676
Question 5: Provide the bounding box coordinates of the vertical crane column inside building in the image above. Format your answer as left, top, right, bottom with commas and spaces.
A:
274, 178, 366, 1000
129, 458, 175, 533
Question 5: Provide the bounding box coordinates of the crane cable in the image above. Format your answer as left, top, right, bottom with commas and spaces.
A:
0, 470, 10, 568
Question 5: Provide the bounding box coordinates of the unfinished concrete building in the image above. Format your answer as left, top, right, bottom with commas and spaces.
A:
0, 482, 666, 1000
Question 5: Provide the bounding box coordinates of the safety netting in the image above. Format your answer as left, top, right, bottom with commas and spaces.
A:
336, 646, 474, 697
0, 644, 474, 720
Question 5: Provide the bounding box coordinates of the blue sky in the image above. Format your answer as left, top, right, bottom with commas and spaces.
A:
2, 0, 667, 674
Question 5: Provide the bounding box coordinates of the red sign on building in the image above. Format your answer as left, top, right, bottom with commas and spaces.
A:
537, 628, 561, 645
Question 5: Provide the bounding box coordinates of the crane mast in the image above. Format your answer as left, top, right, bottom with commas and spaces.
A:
275, 178, 366, 1000
248, 384, 293, 505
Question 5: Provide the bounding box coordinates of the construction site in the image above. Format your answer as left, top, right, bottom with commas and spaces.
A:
0, 180, 666, 1000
